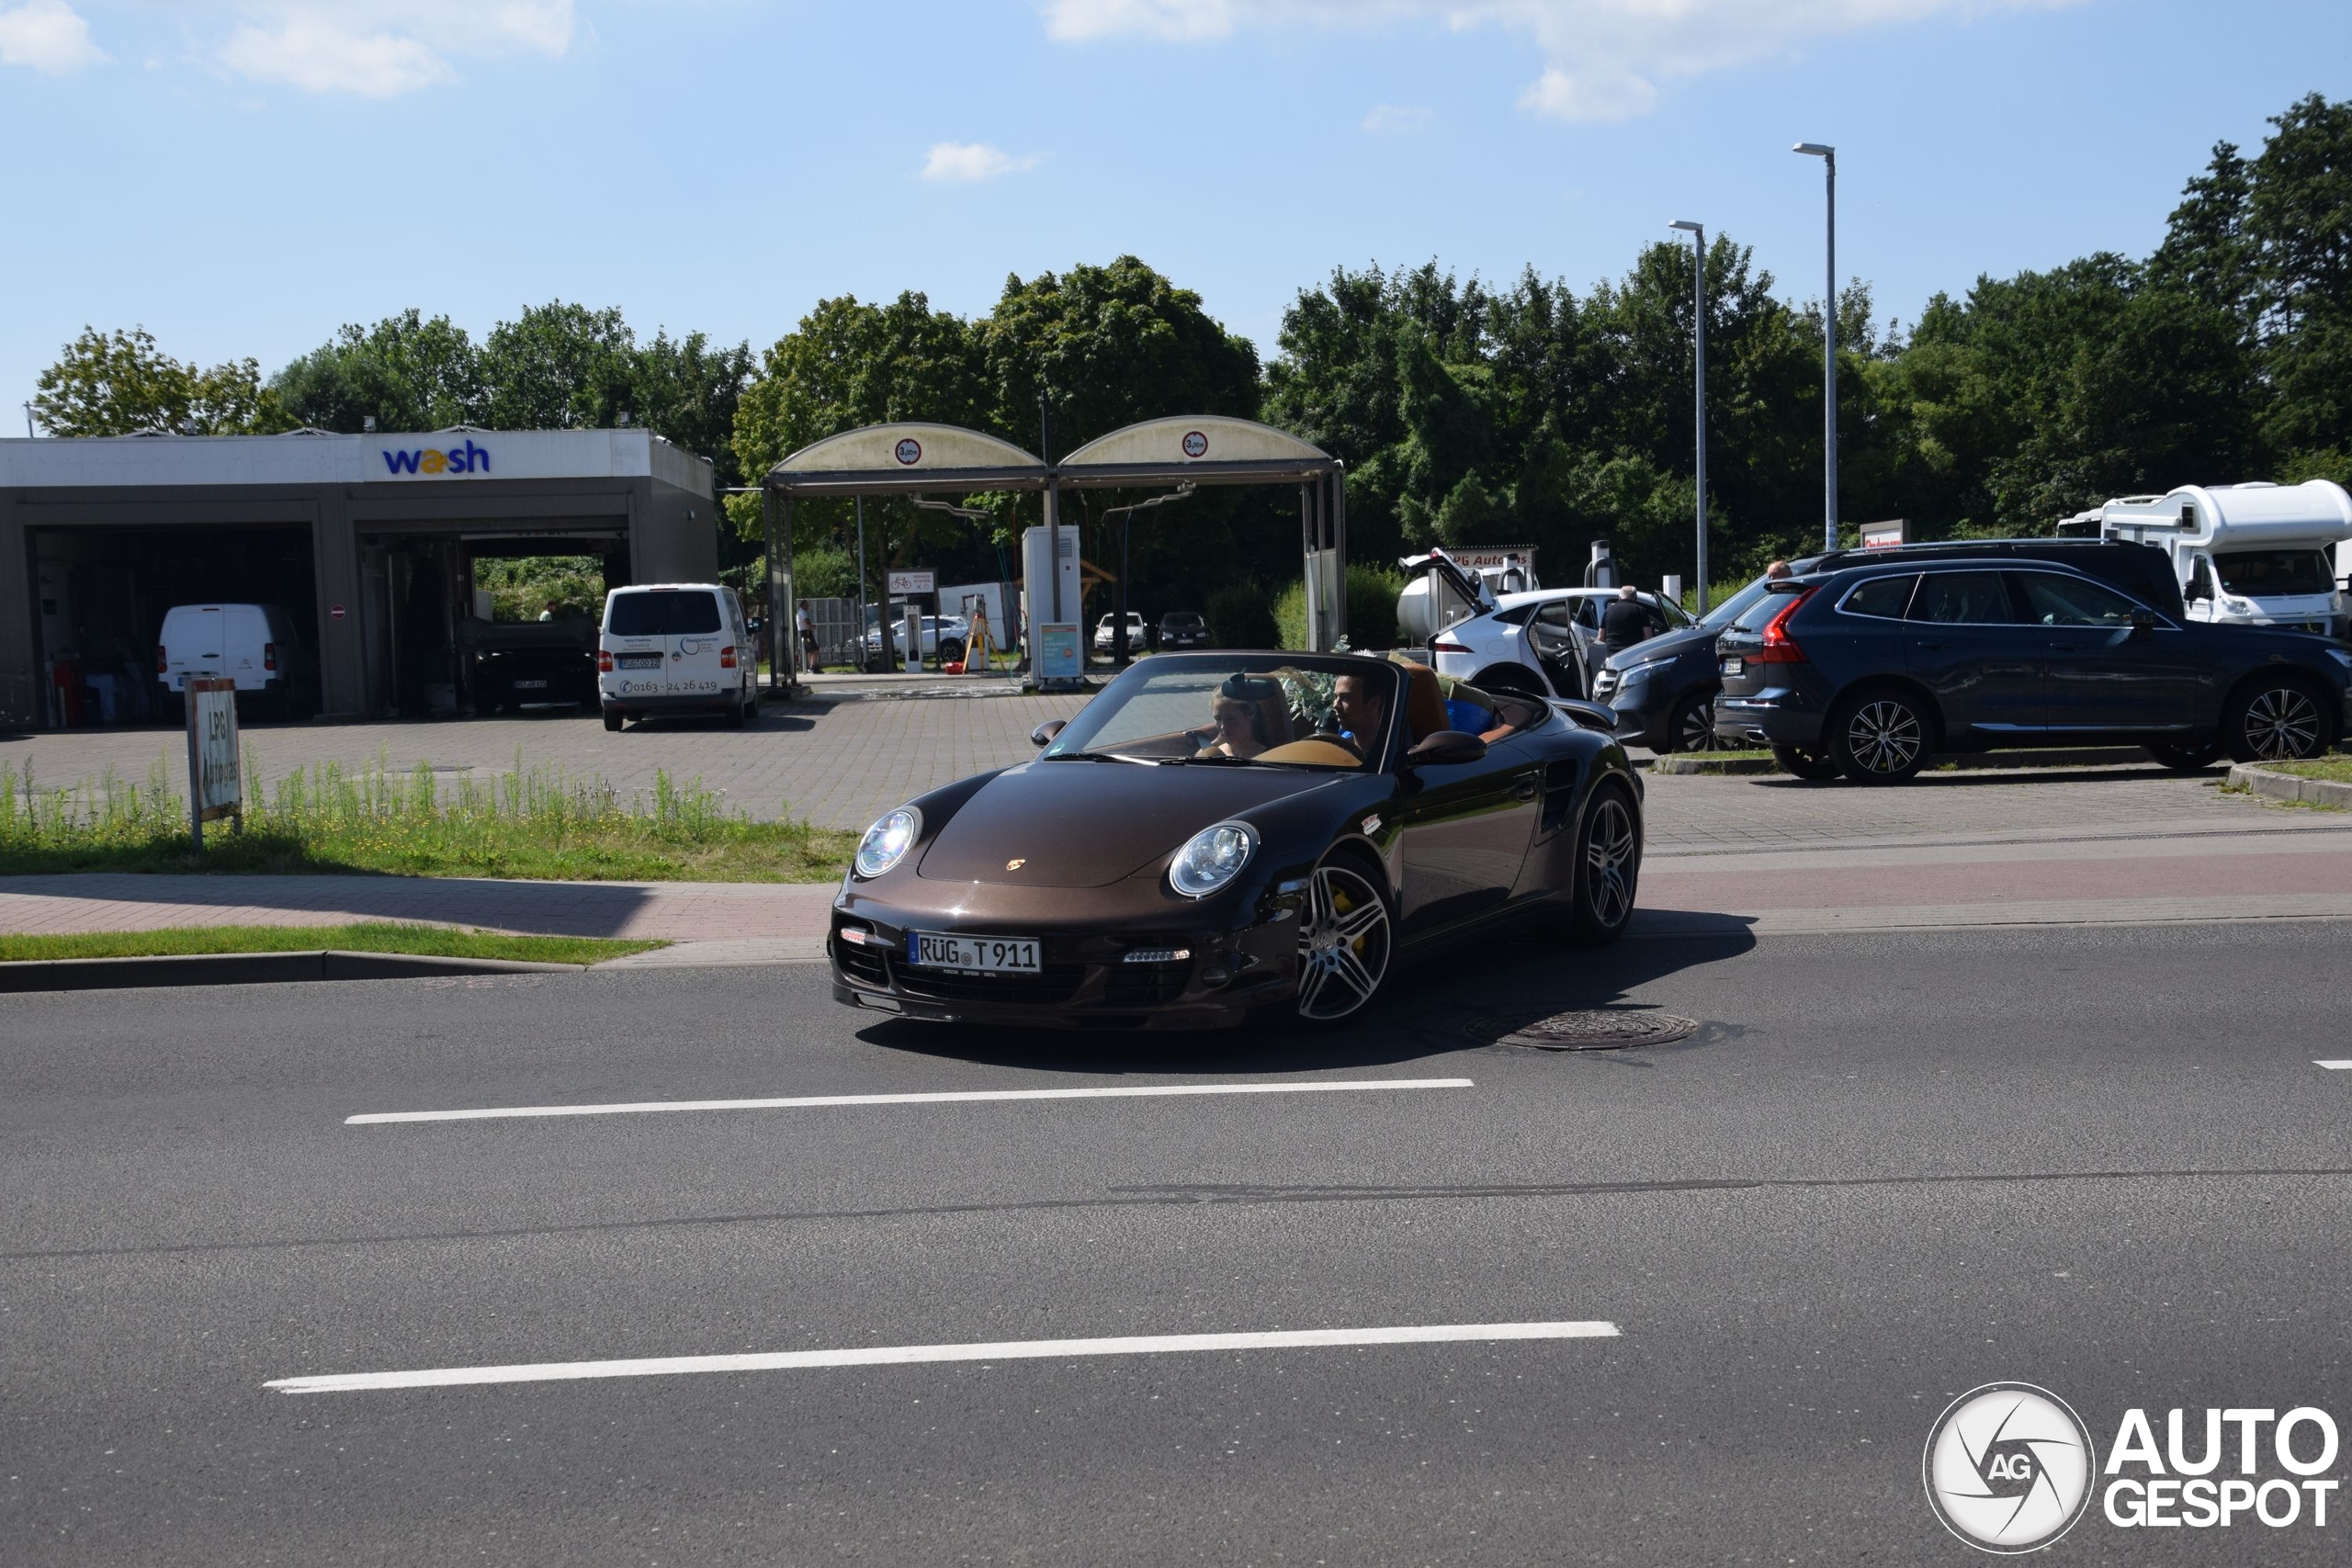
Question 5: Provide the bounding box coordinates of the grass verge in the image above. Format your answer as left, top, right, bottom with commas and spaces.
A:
0, 922, 667, 965
0, 751, 856, 881
2267, 757, 2352, 784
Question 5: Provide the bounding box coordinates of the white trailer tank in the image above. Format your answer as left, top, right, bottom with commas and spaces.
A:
2099, 480, 2352, 637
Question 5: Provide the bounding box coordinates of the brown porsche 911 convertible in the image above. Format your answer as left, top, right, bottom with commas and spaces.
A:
830, 651, 1643, 1030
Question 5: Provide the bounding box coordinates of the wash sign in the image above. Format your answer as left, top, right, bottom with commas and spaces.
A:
377, 438, 492, 478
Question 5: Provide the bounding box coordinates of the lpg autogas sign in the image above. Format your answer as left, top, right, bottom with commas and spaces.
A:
376, 438, 492, 477
1924, 1384, 2341, 1552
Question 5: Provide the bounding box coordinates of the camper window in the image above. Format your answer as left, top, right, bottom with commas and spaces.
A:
2215, 549, 2335, 598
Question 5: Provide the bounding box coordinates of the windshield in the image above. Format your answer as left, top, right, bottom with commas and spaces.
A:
2215, 549, 2336, 597
1701, 576, 1778, 629
606, 590, 722, 637
1041, 654, 1399, 770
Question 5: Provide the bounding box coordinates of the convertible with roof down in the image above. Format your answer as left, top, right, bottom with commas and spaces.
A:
829, 651, 1644, 1030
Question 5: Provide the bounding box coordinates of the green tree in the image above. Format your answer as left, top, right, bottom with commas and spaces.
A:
33, 326, 290, 436
272, 309, 482, 433
476, 301, 640, 432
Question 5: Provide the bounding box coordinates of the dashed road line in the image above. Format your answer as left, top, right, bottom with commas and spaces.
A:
2318, 1060, 2352, 1070
266, 1320, 1621, 1393
346, 1077, 1476, 1125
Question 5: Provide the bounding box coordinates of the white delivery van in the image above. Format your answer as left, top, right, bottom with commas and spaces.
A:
2099, 480, 2352, 637
155, 603, 313, 722
597, 583, 759, 731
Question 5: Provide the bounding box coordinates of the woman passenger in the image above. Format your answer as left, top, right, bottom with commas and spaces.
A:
1199, 673, 1293, 759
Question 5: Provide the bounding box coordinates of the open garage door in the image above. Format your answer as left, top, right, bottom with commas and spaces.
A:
30, 522, 316, 728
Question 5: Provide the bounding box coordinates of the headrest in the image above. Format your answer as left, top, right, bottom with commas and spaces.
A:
1388, 659, 1447, 743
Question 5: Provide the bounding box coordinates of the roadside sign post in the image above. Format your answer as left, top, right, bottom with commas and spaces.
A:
184, 676, 243, 849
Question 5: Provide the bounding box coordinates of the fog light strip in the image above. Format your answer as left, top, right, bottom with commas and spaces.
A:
347, 1077, 1476, 1124
266, 1319, 1616, 1393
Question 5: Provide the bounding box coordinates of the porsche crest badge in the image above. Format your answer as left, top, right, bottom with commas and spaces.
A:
1005, 858, 1026, 871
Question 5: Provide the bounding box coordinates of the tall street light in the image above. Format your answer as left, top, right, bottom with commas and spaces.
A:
1793, 141, 1838, 552
1668, 220, 1708, 615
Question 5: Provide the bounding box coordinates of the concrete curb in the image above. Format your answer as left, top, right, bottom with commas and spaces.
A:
0, 949, 583, 993
2227, 762, 2352, 808
1651, 746, 2154, 777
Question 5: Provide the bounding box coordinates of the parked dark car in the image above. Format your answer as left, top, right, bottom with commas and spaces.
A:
1599, 539, 2195, 755
1712, 549, 2352, 783
1159, 610, 1209, 650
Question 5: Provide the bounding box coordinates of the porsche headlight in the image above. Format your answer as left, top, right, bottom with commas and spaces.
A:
854, 807, 921, 879
1169, 821, 1256, 899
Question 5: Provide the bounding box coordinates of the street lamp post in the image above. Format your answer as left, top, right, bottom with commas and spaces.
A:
1099, 485, 1195, 666
1794, 141, 1838, 552
1668, 220, 1708, 615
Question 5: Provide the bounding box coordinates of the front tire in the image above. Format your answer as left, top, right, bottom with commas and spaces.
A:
1667, 690, 1727, 753
2145, 738, 2222, 773
1562, 779, 1641, 946
1827, 688, 1933, 784
2222, 676, 2335, 763
1773, 744, 1842, 781
1295, 855, 1395, 1027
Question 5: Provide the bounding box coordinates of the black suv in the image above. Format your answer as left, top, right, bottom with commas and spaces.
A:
1712, 546, 2352, 783
1599, 539, 2190, 754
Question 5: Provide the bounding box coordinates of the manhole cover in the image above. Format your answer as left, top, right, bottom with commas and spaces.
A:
1476, 1010, 1700, 1051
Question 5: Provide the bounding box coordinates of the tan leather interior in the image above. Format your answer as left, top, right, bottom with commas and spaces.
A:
1255, 739, 1365, 767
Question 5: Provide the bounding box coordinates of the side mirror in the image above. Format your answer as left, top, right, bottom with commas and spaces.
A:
2130, 609, 2157, 635
1031, 719, 1066, 748
1404, 730, 1488, 768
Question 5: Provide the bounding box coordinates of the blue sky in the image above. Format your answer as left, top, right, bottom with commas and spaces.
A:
3, 0, 2348, 428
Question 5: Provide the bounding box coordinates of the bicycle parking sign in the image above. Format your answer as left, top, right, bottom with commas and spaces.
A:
185, 677, 243, 847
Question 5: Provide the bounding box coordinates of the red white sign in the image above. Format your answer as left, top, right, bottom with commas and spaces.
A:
329, 604, 347, 620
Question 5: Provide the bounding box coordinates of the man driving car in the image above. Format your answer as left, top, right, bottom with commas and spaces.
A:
1333, 671, 1387, 760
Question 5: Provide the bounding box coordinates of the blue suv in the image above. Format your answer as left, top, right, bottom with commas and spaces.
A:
1712, 550, 2352, 783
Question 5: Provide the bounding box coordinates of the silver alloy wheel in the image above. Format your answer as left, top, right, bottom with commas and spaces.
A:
2243, 685, 2323, 761
1844, 698, 1925, 775
1674, 698, 1732, 752
1295, 863, 1392, 1021
1583, 794, 1638, 929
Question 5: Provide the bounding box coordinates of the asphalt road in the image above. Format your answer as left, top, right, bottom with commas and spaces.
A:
6, 920, 2350, 1565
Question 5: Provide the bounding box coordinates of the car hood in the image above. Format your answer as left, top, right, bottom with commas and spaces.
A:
1602, 622, 1716, 670
918, 761, 1346, 887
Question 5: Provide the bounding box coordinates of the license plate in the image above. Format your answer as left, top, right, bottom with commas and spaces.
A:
616, 655, 662, 670
907, 931, 1039, 973
1720, 657, 1745, 676
512, 679, 548, 689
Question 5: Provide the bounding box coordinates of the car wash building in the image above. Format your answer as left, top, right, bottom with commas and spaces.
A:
0, 428, 718, 728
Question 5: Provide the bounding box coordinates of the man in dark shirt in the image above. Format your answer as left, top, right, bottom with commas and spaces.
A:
1597, 585, 1658, 651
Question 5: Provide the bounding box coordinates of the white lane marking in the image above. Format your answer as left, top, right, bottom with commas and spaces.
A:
266, 1320, 1621, 1394
347, 1077, 1475, 1125
2318, 1060, 2352, 1070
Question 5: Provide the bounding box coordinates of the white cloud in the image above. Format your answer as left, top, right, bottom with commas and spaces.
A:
1361, 102, 1432, 135
0, 0, 107, 73
217, 3, 574, 97
1044, 0, 2075, 122
921, 141, 1042, 183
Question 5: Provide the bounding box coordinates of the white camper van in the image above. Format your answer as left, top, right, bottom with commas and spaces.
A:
2098, 480, 2352, 638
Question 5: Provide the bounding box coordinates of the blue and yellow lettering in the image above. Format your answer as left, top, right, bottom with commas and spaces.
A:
383, 449, 421, 475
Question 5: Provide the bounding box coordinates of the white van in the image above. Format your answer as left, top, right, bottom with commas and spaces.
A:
155, 603, 313, 721
597, 583, 759, 731
2099, 480, 2352, 638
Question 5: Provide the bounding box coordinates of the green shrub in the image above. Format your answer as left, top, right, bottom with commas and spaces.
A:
1205, 582, 1278, 649
1274, 564, 1402, 650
